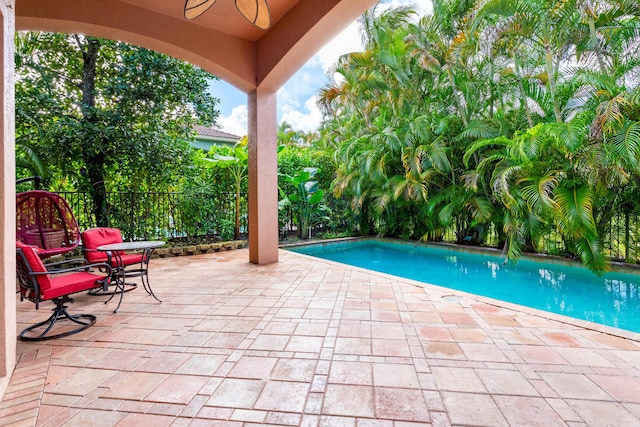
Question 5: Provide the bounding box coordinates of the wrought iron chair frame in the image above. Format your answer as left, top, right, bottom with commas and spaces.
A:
16, 246, 111, 341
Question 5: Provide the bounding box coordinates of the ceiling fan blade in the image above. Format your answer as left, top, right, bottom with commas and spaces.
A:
184, 0, 218, 20
235, 0, 271, 29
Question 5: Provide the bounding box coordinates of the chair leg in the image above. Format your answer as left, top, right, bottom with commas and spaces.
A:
19, 296, 97, 341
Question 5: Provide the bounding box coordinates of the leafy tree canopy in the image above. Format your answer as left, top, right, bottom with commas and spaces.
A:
317, 1, 640, 273
16, 32, 219, 223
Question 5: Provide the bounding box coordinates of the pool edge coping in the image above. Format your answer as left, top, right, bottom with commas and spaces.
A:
281, 237, 640, 343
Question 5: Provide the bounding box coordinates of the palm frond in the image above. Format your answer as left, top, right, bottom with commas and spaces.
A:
519, 174, 558, 212
610, 120, 640, 172
574, 235, 610, 275
463, 135, 509, 167
456, 119, 502, 141
554, 185, 597, 237
467, 196, 494, 222
546, 118, 586, 153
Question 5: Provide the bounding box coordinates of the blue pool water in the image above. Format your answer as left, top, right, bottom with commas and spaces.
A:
287, 239, 640, 333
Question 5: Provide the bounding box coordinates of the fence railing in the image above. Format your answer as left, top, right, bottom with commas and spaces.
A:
441, 211, 640, 264
52, 189, 640, 264
58, 191, 247, 242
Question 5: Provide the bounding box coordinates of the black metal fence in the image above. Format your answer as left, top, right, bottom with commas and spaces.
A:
52, 189, 640, 264
58, 191, 247, 242
441, 211, 640, 264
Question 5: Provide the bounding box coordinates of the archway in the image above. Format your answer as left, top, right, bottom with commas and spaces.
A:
0, 0, 377, 401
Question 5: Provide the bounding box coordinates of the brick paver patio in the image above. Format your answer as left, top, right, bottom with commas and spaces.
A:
2, 248, 640, 426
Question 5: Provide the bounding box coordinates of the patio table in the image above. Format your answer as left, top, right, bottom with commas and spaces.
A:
97, 240, 164, 313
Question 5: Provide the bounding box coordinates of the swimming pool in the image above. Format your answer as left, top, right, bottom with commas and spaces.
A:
286, 239, 640, 333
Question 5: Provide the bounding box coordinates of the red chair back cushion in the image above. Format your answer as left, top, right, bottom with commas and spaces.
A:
16, 241, 51, 291
81, 228, 124, 263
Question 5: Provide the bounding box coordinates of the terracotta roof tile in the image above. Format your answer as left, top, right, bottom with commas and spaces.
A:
194, 125, 241, 140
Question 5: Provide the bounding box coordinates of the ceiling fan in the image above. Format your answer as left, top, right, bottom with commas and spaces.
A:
184, 0, 271, 29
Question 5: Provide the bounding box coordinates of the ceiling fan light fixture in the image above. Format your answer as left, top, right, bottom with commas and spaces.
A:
235, 0, 271, 29
184, 0, 271, 29
184, 0, 217, 20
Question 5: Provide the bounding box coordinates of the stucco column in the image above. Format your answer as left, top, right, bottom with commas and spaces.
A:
0, 0, 16, 400
247, 89, 278, 264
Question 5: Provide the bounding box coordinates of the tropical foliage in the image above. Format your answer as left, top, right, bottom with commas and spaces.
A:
317, 1, 640, 273
279, 168, 329, 239
15, 32, 219, 225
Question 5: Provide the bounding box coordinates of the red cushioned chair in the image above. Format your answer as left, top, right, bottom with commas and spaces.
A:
81, 227, 145, 267
16, 241, 111, 341
80, 228, 151, 309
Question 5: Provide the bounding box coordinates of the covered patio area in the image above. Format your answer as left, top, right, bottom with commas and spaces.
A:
2, 249, 640, 425
0, 0, 378, 399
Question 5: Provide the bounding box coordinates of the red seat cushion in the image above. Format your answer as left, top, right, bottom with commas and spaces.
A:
43, 272, 105, 300
88, 252, 144, 267
109, 253, 144, 267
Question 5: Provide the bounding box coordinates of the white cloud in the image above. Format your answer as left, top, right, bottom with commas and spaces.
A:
275, 18, 364, 132
316, 21, 363, 72
217, 105, 248, 136
217, 0, 433, 134
381, 0, 432, 16
280, 96, 323, 133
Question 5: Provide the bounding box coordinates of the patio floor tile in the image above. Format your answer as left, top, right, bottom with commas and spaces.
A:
254, 380, 309, 412
3, 248, 640, 426
322, 384, 375, 417
116, 412, 175, 427
175, 354, 227, 376
59, 408, 126, 426
374, 387, 429, 422
328, 361, 373, 385
45, 368, 116, 396
441, 391, 508, 426
206, 378, 264, 408
227, 355, 278, 379
567, 400, 640, 426
475, 368, 540, 396
100, 372, 167, 400
539, 372, 613, 400
134, 351, 192, 374
431, 367, 487, 393
458, 342, 509, 362
145, 374, 209, 404
493, 395, 566, 426
372, 364, 419, 388
270, 358, 317, 382
513, 344, 569, 365
588, 374, 640, 403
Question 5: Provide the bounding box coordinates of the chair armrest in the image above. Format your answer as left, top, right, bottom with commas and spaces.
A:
44, 257, 89, 269
31, 262, 112, 278
82, 247, 113, 264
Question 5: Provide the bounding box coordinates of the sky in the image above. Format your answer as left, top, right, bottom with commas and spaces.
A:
208, 0, 432, 137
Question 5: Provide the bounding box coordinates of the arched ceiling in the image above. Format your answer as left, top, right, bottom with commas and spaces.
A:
15, 0, 376, 93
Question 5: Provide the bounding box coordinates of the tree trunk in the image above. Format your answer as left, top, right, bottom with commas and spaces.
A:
78, 37, 109, 226
446, 66, 469, 127
514, 54, 534, 128
588, 19, 608, 75
543, 39, 563, 123
234, 181, 241, 240
489, 61, 495, 118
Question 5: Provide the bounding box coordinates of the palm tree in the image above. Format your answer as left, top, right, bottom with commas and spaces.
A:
205, 142, 248, 240
473, 0, 582, 123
